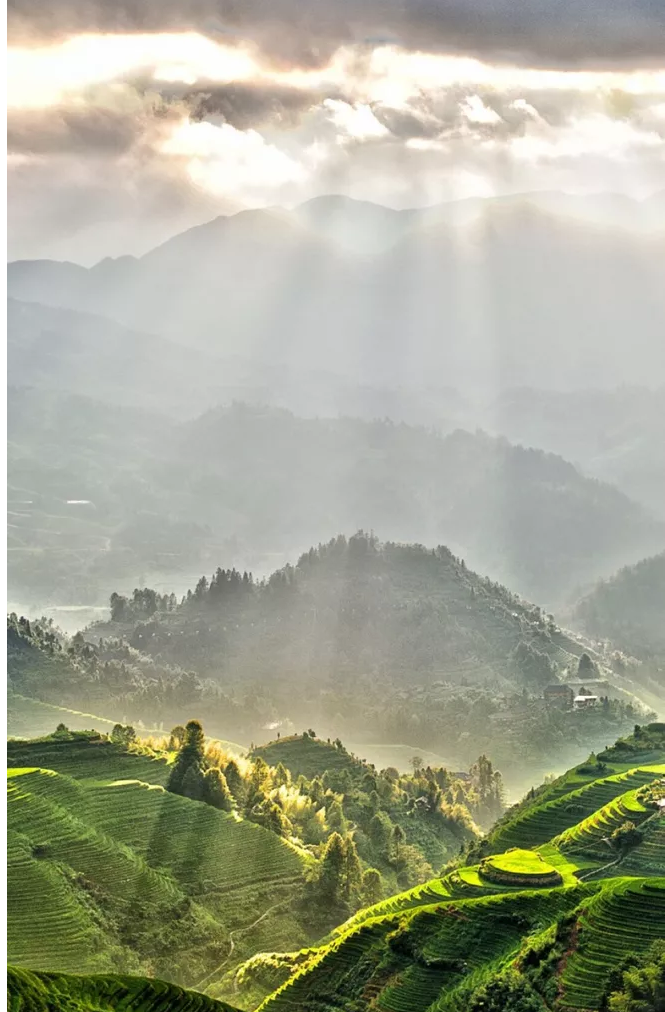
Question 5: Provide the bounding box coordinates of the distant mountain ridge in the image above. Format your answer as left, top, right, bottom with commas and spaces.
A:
8, 192, 665, 391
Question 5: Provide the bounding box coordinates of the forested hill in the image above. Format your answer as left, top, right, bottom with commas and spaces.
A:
573, 552, 665, 660
10, 536, 649, 785
103, 534, 589, 687
9, 392, 663, 607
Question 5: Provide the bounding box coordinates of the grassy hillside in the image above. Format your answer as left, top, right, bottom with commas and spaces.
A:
7, 736, 312, 989
217, 728, 665, 1011
8, 691, 121, 739
250, 852, 665, 1012
251, 736, 364, 780
7, 965, 238, 1012
6, 726, 482, 1000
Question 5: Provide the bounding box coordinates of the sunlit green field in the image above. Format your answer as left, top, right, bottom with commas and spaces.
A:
7, 742, 311, 988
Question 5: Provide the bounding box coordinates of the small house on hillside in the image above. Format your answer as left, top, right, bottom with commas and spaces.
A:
544, 684, 574, 708
573, 694, 598, 710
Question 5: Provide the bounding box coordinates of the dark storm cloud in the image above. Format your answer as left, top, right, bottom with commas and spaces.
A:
8, 0, 665, 68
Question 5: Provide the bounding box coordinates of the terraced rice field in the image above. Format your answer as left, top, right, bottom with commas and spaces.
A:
7, 736, 172, 785
481, 847, 562, 886
489, 766, 662, 852
621, 814, 665, 873
560, 877, 665, 1009
7, 965, 237, 1011
263, 887, 589, 1012
555, 787, 652, 858
7, 744, 309, 981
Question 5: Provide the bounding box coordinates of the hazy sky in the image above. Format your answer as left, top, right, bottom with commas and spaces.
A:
7, 0, 665, 262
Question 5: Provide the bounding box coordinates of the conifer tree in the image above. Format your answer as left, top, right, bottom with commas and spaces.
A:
223, 759, 245, 803
318, 832, 346, 903
362, 868, 383, 906
167, 719, 206, 796
343, 836, 363, 902
168, 725, 186, 751
327, 798, 347, 834
181, 764, 205, 801
204, 767, 233, 811
266, 803, 292, 837
273, 761, 290, 787
392, 823, 406, 861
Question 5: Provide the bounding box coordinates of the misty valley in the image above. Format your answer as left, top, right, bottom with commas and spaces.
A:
6, 138, 665, 1012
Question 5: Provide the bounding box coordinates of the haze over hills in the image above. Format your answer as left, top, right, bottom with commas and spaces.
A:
9, 533, 654, 793
8, 392, 664, 608
573, 552, 665, 660
8, 193, 665, 391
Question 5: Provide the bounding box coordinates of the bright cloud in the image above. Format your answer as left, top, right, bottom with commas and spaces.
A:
161, 120, 307, 195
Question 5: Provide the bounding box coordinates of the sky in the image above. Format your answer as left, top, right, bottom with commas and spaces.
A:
7, 0, 665, 262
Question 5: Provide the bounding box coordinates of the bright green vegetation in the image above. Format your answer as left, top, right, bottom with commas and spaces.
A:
7, 737, 312, 988
5, 726, 487, 997
253, 864, 665, 1012
480, 725, 665, 855
555, 788, 651, 858
560, 878, 665, 1009
219, 727, 665, 1011
622, 814, 665, 874
8, 725, 665, 1012
486, 767, 661, 854
7, 965, 238, 1011
247, 734, 500, 877
480, 848, 563, 886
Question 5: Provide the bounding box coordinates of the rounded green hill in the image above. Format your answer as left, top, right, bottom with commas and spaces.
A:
480, 848, 563, 887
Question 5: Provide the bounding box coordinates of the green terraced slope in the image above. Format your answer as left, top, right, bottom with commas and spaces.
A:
260, 886, 592, 1012
559, 877, 665, 1009
555, 786, 653, 859
9, 725, 665, 1012
7, 965, 239, 1012
256, 871, 665, 1012
487, 764, 664, 854
242, 739, 665, 1011
621, 813, 665, 873
7, 739, 312, 990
